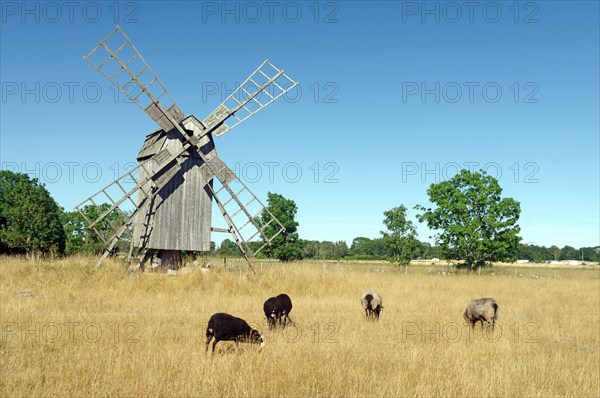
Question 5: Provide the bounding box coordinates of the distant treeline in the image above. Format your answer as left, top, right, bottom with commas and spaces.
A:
214, 237, 599, 263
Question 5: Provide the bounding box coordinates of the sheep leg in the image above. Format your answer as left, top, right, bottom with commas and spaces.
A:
212, 339, 218, 353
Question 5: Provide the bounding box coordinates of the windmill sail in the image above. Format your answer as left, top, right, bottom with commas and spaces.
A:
84, 25, 184, 132
204, 59, 298, 137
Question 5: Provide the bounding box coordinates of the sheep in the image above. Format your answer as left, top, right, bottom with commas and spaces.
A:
263, 294, 294, 329
276, 294, 293, 327
205, 313, 264, 353
463, 298, 499, 330
263, 296, 282, 330
361, 289, 383, 319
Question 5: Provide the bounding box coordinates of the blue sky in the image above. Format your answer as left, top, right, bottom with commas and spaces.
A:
1, 1, 598, 248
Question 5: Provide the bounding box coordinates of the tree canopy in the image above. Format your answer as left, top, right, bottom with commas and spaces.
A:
260, 192, 304, 261
415, 170, 521, 270
381, 205, 420, 269
62, 204, 130, 255
0, 171, 66, 255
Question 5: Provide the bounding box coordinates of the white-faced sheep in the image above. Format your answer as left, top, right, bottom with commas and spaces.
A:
361, 290, 383, 319
463, 298, 499, 330
205, 313, 264, 353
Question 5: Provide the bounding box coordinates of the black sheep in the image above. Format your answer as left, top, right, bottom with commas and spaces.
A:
205, 313, 264, 353
263, 296, 281, 330
276, 294, 293, 327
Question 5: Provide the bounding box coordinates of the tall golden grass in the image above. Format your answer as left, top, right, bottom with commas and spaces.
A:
1, 256, 598, 397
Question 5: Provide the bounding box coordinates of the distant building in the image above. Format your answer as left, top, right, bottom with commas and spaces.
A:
547, 260, 580, 265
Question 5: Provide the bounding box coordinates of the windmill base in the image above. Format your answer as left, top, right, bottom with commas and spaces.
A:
140, 249, 182, 271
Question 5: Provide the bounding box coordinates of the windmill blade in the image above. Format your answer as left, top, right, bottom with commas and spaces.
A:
204, 59, 298, 137
84, 25, 184, 132
74, 164, 153, 265
203, 155, 286, 257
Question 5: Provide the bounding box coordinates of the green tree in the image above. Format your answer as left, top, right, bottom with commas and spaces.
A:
549, 245, 561, 261
581, 246, 599, 263
348, 237, 389, 260
0, 171, 66, 256
332, 240, 349, 259
302, 240, 319, 258
259, 192, 304, 262
418, 242, 443, 260
381, 205, 420, 272
218, 239, 241, 256
61, 210, 87, 255
371, 238, 388, 258
62, 205, 129, 255
415, 170, 521, 270
349, 237, 374, 258
559, 245, 580, 261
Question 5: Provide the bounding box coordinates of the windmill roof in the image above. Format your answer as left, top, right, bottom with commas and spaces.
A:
137, 129, 167, 160
137, 115, 208, 161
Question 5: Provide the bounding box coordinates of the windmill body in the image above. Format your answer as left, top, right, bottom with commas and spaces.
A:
75, 26, 297, 270
134, 118, 215, 253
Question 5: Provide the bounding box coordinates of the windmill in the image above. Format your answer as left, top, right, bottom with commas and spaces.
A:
75, 26, 297, 271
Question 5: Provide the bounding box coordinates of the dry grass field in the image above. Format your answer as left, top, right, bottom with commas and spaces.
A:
1, 256, 598, 397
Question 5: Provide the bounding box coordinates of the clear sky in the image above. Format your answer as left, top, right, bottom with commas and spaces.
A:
1, 1, 598, 248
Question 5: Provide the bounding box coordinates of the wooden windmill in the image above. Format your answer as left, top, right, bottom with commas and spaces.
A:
75, 26, 297, 271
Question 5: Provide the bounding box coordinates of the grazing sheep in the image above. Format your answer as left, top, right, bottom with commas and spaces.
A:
263, 296, 282, 329
463, 298, 499, 330
361, 290, 383, 319
205, 313, 264, 353
276, 294, 293, 327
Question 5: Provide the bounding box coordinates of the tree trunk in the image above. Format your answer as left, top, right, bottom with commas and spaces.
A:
157, 250, 182, 271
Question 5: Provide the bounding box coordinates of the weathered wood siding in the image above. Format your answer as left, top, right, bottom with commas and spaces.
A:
133, 117, 216, 251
